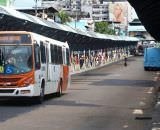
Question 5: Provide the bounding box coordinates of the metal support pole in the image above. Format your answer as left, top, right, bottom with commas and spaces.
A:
35, 0, 38, 16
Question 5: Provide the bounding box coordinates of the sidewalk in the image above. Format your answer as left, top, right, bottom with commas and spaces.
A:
70, 59, 123, 75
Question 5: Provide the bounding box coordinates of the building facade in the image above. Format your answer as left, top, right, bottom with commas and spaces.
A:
12, 0, 143, 36
92, 4, 109, 22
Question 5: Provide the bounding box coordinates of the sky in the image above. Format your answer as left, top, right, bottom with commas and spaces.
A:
13, 0, 42, 8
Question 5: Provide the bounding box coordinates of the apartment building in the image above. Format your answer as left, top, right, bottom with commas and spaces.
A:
92, 4, 109, 22
42, 0, 81, 12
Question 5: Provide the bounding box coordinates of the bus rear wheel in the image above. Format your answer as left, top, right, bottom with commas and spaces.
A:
144, 67, 149, 71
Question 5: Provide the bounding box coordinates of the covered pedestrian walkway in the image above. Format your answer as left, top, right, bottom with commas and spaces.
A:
0, 6, 138, 51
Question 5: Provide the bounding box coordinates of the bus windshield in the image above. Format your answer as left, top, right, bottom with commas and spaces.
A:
0, 45, 33, 75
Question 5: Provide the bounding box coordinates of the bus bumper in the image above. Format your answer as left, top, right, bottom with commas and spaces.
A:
0, 85, 40, 97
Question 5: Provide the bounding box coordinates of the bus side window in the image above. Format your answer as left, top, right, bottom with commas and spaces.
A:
54, 45, 58, 64
34, 44, 41, 70
40, 41, 46, 63
50, 44, 54, 64
66, 49, 70, 65
58, 46, 63, 64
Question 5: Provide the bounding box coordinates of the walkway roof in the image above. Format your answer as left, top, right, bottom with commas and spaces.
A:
0, 6, 138, 50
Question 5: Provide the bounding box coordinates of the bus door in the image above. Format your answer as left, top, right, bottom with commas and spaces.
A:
34, 43, 41, 89
49, 44, 57, 90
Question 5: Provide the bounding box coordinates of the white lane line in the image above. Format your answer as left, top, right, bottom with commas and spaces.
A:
152, 128, 160, 130
146, 87, 154, 94
123, 124, 128, 128
139, 101, 146, 107
153, 122, 160, 125
132, 109, 143, 115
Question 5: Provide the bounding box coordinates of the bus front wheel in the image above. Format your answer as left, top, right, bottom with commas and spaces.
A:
35, 82, 45, 104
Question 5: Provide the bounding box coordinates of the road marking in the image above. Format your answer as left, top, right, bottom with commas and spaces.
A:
146, 87, 154, 94
139, 101, 146, 107
157, 101, 160, 105
142, 97, 146, 100
154, 76, 159, 81
152, 128, 160, 130
153, 122, 160, 125
133, 109, 143, 115
154, 72, 160, 81
123, 124, 128, 128
110, 74, 121, 77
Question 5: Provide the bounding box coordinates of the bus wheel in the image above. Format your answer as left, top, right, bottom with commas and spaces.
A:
144, 67, 148, 71
56, 80, 62, 97
36, 83, 45, 104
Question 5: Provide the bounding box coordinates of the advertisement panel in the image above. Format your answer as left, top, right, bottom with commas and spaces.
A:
109, 2, 128, 25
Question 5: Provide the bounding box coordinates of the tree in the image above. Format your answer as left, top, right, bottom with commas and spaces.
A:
55, 10, 71, 24
95, 21, 115, 35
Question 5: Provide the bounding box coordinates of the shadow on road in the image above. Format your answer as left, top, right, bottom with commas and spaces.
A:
0, 94, 101, 123
90, 79, 155, 88
0, 99, 40, 122
44, 100, 101, 107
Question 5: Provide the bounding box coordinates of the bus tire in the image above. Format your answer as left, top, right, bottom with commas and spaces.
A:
56, 80, 62, 97
144, 67, 148, 71
35, 82, 45, 104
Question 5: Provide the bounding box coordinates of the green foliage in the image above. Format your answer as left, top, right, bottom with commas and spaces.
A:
55, 10, 71, 24
95, 21, 115, 35
155, 42, 160, 48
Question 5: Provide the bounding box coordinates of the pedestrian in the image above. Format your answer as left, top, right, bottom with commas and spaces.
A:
79, 55, 84, 69
124, 56, 127, 66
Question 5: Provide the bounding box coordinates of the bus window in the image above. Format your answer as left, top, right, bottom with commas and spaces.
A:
34, 44, 41, 70
51, 44, 60, 64
40, 41, 46, 63
57, 46, 62, 64
66, 49, 70, 65
54, 45, 58, 64
62, 49, 66, 65
0, 46, 33, 74
27, 55, 33, 69
0, 48, 4, 73
50, 44, 55, 64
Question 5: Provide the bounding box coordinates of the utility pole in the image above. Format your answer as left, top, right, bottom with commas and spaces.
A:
111, 0, 115, 31
34, 0, 38, 16
74, 0, 81, 28
75, 8, 77, 28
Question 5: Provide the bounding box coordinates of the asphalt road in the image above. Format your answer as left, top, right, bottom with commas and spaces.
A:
0, 56, 157, 130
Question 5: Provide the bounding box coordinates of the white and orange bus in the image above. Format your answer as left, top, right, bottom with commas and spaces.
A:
0, 31, 70, 103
